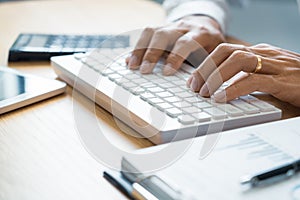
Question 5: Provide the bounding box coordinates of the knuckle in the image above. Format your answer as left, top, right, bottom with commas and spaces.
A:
143, 27, 155, 34
167, 53, 182, 65
153, 28, 168, 38
144, 49, 159, 62
215, 43, 232, 53
198, 27, 210, 36
280, 57, 300, 66
192, 70, 201, 78
176, 37, 191, 46
132, 49, 144, 56
231, 50, 246, 59
289, 58, 300, 66
197, 25, 209, 32
176, 19, 187, 27
254, 43, 271, 48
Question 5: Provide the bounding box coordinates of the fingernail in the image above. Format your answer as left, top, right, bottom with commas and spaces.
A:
125, 56, 130, 64
199, 83, 209, 96
191, 76, 200, 92
163, 63, 175, 76
140, 60, 151, 74
214, 90, 227, 102
186, 76, 193, 88
128, 55, 138, 69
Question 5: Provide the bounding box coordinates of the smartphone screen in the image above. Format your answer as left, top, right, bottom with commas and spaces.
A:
0, 71, 26, 101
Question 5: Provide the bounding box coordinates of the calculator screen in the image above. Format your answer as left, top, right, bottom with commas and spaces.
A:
0, 71, 25, 101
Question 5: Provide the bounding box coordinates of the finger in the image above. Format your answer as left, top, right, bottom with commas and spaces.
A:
199, 50, 282, 97
163, 31, 208, 76
186, 75, 193, 87
189, 43, 248, 91
213, 74, 276, 102
140, 28, 178, 74
125, 56, 130, 65
251, 43, 300, 59
128, 27, 156, 69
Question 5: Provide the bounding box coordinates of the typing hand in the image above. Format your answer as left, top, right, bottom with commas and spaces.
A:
126, 16, 225, 76
187, 43, 300, 107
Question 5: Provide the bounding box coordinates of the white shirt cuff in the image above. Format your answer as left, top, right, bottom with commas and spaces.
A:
166, 1, 228, 33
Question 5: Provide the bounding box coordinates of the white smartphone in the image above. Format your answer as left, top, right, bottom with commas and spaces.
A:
0, 66, 66, 114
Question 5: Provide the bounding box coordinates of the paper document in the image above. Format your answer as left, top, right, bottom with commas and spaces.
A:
126, 117, 300, 199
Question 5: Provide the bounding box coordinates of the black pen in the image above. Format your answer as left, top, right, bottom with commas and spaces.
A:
103, 170, 134, 199
241, 159, 300, 188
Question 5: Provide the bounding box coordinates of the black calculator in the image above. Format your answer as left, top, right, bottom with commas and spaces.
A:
8, 33, 130, 62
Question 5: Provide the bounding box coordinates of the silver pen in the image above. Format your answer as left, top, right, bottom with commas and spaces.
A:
241, 159, 300, 188
121, 158, 197, 200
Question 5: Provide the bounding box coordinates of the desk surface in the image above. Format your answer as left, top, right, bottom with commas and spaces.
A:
1, 1, 300, 199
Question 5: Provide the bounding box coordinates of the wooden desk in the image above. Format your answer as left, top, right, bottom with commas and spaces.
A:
0, 1, 300, 200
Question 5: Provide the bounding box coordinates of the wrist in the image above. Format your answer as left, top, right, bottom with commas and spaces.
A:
180, 15, 223, 33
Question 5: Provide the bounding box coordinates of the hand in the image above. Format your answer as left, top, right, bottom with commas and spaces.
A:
187, 43, 300, 107
126, 16, 225, 75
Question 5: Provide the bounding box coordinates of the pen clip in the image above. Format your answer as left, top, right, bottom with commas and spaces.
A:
136, 175, 181, 200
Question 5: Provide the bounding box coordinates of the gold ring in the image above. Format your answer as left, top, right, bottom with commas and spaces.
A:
253, 55, 262, 73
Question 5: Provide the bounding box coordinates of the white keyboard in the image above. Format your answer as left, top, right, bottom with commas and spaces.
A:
51, 48, 281, 144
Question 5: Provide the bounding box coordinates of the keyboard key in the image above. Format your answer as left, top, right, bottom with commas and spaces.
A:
185, 97, 203, 104
217, 104, 244, 117
203, 108, 227, 120
178, 115, 196, 125
85, 59, 99, 68
116, 69, 134, 75
132, 78, 148, 84
115, 77, 130, 84
148, 97, 164, 105
176, 92, 194, 98
168, 87, 185, 93
156, 102, 173, 111
74, 53, 86, 59
162, 76, 181, 82
154, 79, 168, 84
113, 64, 128, 70
175, 71, 190, 80
173, 101, 192, 108
156, 91, 173, 98
240, 95, 275, 112
143, 74, 160, 80
131, 87, 146, 95
147, 87, 165, 93
95, 64, 111, 73
141, 83, 157, 89
108, 73, 123, 81
126, 74, 141, 79
181, 106, 202, 114
101, 68, 115, 76
192, 112, 211, 122
164, 96, 181, 103
230, 99, 260, 114
160, 82, 177, 89
122, 82, 137, 89
173, 80, 188, 86
140, 92, 156, 101
166, 107, 183, 117
194, 102, 212, 109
